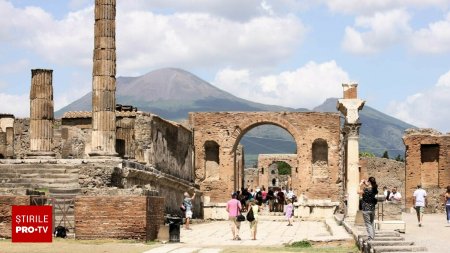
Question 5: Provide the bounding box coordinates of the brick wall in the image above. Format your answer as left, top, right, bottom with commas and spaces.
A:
360, 157, 405, 208
190, 112, 341, 202
0, 195, 30, 238
403, 129, 450, 213
75, 196, 164, 240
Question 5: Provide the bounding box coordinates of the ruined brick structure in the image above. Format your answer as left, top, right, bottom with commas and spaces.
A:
360, 157, 406, 209
75, 196, 164, 240
0, 114, 14, 158
243, 168, 258, 190
257, 154, 297, 190
189, 112, 341, 203
403, 129, 450, 213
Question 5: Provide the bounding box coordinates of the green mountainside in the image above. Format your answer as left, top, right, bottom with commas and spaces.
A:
56, 68, 415, 165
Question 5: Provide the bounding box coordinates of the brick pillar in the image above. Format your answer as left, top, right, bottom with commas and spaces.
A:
90, 0, 117, 157
28, 69, 55, 158
337, 83, 365, 220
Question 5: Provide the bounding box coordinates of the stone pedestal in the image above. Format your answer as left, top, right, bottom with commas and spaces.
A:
28, 69, 55, 158
90, 0, 117, 157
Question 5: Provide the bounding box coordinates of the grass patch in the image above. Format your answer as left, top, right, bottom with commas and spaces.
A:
287, 240, 312, 248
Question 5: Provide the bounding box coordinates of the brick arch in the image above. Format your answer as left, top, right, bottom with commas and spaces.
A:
189, 112, 341, 202
257, 154, 297, 189
229, 116, 301, 154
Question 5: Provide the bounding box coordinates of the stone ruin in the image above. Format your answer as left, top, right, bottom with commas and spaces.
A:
0, 0, 402, 241
403, 128, 450, 213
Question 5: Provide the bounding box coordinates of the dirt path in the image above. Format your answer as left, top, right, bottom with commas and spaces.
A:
0, 238, 158, 253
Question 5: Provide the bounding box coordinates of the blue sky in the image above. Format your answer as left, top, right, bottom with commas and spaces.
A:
1, 0, 450, 132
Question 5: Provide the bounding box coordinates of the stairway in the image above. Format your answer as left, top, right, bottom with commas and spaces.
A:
358, 231, 429, 253
0, 162, 80, 236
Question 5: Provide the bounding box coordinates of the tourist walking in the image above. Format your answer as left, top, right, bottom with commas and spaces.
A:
445, 185, 450, 224
285, 199, 294, 226
183, 191, 196, 230
358, 176, 378, 241
248, 199, 259, 240
413, 184, 427, 227
226, 192, 242, 240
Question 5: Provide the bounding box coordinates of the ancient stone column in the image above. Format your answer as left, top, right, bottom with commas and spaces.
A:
337, 83, 365, 219
28, 69, 55, 157
90, 0, 117, 157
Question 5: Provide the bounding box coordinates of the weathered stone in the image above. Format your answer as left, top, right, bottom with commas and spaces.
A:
28, 69, 55, 157
403, 130, 450, 213
189, 111, 341, 203
90, 0, 117, 157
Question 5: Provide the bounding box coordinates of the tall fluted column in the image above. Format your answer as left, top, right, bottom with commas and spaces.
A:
28, 69, 55, 158
337, 83, 365, 219
90, 0, 117, 157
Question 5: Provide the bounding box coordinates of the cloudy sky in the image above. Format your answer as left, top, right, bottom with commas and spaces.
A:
1, 0, 450, 132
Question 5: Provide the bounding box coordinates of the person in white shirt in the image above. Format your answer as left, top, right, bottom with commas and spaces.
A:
413, 185, 427, 227
388, 187, 402, 202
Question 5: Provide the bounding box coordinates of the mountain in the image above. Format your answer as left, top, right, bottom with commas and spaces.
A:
56, 68, 296, 119
314, 98, 415, 158
57, 68, 415, 164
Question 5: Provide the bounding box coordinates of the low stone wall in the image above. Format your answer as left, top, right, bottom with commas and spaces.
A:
75, 196, 164, 241
119, 161, 202, 218
294, 200, 339, 220
378, 200, 402, 220
0, 195, 30, 238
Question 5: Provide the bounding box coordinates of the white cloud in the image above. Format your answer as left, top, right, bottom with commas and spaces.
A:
342, 9, 411, 54
117, 12, 306, 75
326, 0, 449, 15
411, 13, 450, 54
0, 1, 306, 76
0, 93, 28, 117
387, 70, 450, 132
213, 60, 350, 109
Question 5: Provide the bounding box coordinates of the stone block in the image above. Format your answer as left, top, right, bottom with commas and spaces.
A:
92, 76, 116, 91
93, 59, 116, 76
95, 4, 115, 20
94, 20, 115, 38
94, 37, 115, 49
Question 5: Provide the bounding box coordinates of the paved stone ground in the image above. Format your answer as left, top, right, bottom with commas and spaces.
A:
401, 212, 449, 253
144, 216, 353, 253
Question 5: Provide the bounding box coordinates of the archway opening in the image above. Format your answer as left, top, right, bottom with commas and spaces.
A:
238, 124, 296, 193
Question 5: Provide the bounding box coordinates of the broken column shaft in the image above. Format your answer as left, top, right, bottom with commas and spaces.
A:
28, 69, 55, 157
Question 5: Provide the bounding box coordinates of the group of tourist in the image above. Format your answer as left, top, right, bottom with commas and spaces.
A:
181, 181, 450, 241
225, 188, 295, 240
359, 177, 450, 241
233, 186, 296, 213
382, 186, 402, 202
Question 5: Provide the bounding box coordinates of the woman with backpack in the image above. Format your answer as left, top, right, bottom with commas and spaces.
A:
358, 176, 378, 241
247, 199, 259, 240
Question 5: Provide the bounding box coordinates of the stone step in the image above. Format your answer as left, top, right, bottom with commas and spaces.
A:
372, 246, 428, 253
49, 188, 81, 195
0, 173, 78, 179
0, 182, 80, 189
0, 168, 79, 174
368, 241, 415, 247
0, 177, 78, 184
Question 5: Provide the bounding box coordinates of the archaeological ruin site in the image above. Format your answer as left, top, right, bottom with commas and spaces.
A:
1, 0, 449, 248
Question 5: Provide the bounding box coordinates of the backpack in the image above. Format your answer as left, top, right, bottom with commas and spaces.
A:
54, 226, 68, 238
246, 207, 255, 222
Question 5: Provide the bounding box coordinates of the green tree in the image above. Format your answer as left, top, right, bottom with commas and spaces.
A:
395, 154, 404, 162
360, 151, 375, 158
382, 150, 389, 159
276, 161, 291, 175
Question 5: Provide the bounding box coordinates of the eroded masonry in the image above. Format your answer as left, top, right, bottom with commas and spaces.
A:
0, 0, 382, 241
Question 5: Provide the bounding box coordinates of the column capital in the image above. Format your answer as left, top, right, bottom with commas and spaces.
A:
343, 123, 361, 138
